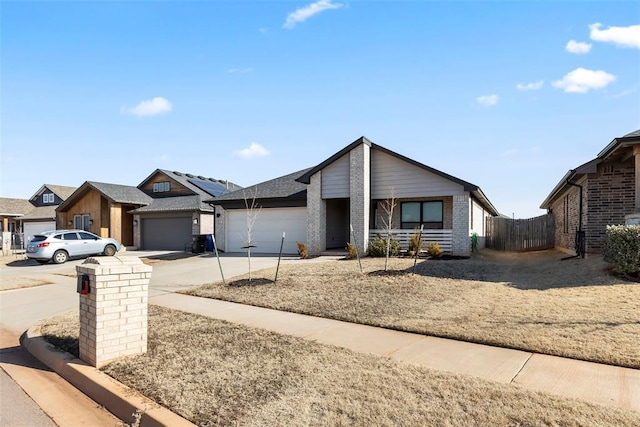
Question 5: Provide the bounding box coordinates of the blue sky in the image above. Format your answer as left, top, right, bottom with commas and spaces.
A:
2, 1, 639, 218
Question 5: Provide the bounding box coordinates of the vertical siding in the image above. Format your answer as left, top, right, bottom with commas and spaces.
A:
321, 154, 350, 199
371, 149, 464, 199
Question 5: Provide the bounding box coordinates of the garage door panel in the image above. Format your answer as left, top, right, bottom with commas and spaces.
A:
24, 222, 56, 243
227, 208, 306, 254
141, 217, 192, 251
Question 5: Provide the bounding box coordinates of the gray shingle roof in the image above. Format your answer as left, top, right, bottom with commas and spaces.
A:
211, 168, 311, 204
141, 169, 242, 198
623, 129, 640, 138
88, 181, 152, 205
0, 198, 34, 216
22, 205, 57, 220
45, 184, 77, 200
130, 195, 214, 213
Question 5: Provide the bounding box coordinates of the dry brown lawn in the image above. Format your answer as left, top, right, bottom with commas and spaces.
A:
183, 249, 640, 369
40, 306, 640, 427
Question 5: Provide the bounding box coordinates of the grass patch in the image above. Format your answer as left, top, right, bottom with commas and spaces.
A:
41, 306, 640, 426
182, 250, 640, 369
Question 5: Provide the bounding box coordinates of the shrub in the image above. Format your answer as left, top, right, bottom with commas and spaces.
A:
367, 235, 401, 257
426, 242, 443, 258
408, 228, 423, 253
346, 242, 359, 259
296, 241, 308, 259
603, 225, 640, 277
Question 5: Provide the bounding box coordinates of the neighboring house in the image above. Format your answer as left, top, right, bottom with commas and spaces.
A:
57, 171, 240, 251
22, 184, 77, 241
212, 137, 499, 256
0, 197, 35, 253
130, 169, 241, 250
541, 129, 640, 255
56, 181, 152, 247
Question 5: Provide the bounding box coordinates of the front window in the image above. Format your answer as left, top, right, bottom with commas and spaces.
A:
42, 193, 54, 204
401, 201, 443, 229
73, 214, 91, 231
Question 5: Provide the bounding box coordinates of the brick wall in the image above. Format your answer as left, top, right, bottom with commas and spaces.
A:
451, 193, 470, 255
349, 143, 370, 254
77, 256, 151, 367
214, 206, 226, 252
306, 172, 326, 256
549, 179, 584, 255
585, 160, 635, 253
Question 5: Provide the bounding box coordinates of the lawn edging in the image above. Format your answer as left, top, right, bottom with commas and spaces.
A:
20, 325, 196, 427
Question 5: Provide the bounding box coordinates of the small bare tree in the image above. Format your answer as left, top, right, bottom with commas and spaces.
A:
380, 190, 397, 271
243, 187, 261, 281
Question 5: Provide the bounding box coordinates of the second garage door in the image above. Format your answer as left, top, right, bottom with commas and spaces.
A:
141, 217, 192, 251
226, 207, 307, 254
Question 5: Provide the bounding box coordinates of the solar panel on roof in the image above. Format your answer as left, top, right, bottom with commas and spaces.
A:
188, 178, 227, 197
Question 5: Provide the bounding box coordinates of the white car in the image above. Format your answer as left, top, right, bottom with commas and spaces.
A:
26, 230, 121, 264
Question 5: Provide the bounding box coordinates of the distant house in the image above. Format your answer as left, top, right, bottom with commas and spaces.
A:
56, 182, 152, 247
212, 137, 498, 256
56, 170, 240, 251
541, 129, 640, 255
22, 184, 77, 241
0, 184, 76, 253
130, 169, 241, 251
0, 197, 35, 253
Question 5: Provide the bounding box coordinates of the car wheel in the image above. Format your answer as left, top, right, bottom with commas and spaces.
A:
36, 260, 49, 265
103, 244, 117, 256
53, 250, 68, 264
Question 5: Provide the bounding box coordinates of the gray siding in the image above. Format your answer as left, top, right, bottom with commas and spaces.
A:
371, 149, 464, 199
321, 154, 350, 199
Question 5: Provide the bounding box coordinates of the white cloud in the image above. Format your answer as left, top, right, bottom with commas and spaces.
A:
565, 40, 592, 54
121, 97, 173, 117
235, 143, 270, 159
552, 68, 616, 93
516, 80, 544, 91
283, 0, 343, 29
476, 94, 498, 107
589, 23, 640, 49
614, 85, 638, 98
228, 67, 253, 74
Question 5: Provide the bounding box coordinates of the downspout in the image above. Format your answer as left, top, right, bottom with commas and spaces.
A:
563, 170, 585, 259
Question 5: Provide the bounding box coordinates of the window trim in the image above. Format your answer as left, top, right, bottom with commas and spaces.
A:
42, 193, 54, 204
153, 181, 171, 193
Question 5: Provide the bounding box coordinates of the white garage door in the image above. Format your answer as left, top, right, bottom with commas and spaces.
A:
24, 221, 56, 243
226, 207, 307, 254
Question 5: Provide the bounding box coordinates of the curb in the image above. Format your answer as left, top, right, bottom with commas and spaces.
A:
20, 325, 196, 427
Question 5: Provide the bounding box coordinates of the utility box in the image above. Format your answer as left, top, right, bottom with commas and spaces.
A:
76, 256, 152, 367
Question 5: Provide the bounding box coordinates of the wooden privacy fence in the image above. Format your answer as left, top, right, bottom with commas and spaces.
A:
485, 214, 555, 252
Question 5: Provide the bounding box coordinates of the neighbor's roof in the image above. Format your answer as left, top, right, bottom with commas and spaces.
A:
21, 205, 58, 221
129, 195, 214, 213
209, 168, 311, 206
296, 136, 499, 215
139, 169, 242, 198
0, 198, 34, 217
57, 181, 152, 212
29, 184, 77, 202
540, 129, 640, 209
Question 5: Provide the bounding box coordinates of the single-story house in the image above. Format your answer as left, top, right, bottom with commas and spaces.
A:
130, 169, 241, 250
212, 136, 499, 256
540, 129, 640, 255
56, 170, 241, 251
56, 181, 152, 247
0, 197, 35, 253
21, 184, 77, 241
0, 184, 77, 253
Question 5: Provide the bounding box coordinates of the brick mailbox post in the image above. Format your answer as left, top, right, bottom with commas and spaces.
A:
76, 256, 152, 367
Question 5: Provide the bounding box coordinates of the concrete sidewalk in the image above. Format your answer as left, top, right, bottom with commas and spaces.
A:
151, 293, 640, 413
